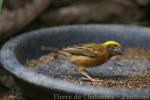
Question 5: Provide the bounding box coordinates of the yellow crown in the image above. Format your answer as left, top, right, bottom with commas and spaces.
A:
103, 41, 121, 47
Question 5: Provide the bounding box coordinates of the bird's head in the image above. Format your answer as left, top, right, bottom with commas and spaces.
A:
103, 41, 124, 57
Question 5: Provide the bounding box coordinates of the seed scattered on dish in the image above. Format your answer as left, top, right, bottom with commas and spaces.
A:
25, 48, 150, 88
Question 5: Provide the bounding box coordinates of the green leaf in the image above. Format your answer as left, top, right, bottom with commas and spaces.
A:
0, 0, 3, 12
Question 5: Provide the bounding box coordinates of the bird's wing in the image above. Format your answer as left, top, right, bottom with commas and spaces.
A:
61, 43, 101, 57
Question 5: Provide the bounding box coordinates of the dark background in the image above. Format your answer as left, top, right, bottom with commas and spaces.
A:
0, 0, 150, 99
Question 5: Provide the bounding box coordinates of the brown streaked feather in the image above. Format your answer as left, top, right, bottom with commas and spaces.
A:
61, 48, 98, 57
61, 43, 101, 57
41, 43, 110, 68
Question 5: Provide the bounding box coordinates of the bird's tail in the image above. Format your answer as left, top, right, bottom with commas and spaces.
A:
41, 46, 60, 53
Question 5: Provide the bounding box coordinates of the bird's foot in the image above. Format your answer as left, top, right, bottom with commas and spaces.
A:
90, 79, 98, 82
82, 77, 99, 82
89, 78, 100, 82
79, 67, 100, 82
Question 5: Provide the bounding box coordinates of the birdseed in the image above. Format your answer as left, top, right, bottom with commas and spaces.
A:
25, 48, 150, 88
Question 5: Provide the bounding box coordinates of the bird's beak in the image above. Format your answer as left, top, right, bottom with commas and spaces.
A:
115, 47, 124, 55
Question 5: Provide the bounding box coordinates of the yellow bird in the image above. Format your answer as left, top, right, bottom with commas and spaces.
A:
41, 41, 124, 82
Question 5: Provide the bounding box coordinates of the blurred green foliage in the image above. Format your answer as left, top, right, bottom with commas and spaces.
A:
0, 0, 3, 12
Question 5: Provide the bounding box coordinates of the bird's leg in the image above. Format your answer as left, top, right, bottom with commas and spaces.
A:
79, 66, 97, 82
